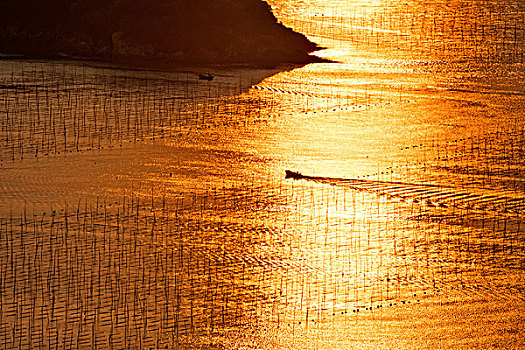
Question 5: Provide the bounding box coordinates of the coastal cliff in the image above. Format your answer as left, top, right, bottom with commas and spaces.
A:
0, 0, 321, 66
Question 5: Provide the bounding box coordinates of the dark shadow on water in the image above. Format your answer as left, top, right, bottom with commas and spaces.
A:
2, 55, 327, 97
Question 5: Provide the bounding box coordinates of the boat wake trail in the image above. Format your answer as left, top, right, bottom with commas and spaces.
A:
285, 170, 525, 216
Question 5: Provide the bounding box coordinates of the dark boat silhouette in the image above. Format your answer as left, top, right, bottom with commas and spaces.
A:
285, 170, 305, 179
199, 73, 214, 81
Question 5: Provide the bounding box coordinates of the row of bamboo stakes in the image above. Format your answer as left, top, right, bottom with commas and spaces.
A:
0, 170, 523, 348
1, 2, 525, 347
271, 1, 525, 63
0, 62, 389, 162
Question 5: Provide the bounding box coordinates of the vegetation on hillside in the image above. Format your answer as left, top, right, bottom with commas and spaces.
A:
0, 0, 321, 66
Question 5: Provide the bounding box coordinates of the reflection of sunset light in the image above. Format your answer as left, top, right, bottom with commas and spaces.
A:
1, 0, 524, 348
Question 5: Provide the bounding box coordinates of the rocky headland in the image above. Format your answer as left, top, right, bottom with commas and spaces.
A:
0, 0, 322, 67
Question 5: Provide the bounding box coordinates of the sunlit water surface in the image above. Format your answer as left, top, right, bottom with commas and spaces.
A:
0, 0, 524, 349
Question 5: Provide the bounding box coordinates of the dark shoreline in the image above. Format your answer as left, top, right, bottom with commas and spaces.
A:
0, 52, 330, 76
0, 0, 326, 70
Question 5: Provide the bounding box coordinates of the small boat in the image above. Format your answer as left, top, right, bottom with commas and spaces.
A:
285, 170, 305, 179
199, 73, 214, 81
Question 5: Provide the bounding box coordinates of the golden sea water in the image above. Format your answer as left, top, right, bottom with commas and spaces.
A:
0, 0, 524, 349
